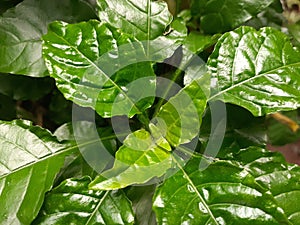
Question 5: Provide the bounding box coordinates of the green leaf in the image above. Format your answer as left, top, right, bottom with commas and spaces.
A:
53, 121, 117, 184
191, 0, 274, 34
0, 119, 119, 224
289, 23, 300, 46
179, 32, 219, 87
0, 93, 15, 120
0, 120, 76, 225
245, 1, 284, 30
95, 0, 173, 40
33, 176, 135, 225
199, 103, 267, 153
220, 147, 300, 224
126, 185, 157, 225
0, 0, 95, 77
208, 26, 300, 116
155, 79, 207, 147
42, 20, 156, 118
153, 149, 298, 225
47, 90, 72, 126
0, 73, 54, 100
89, 129, 172, 190
183, 32, 218, 54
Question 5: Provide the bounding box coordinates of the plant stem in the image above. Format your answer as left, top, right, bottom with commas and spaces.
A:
153, 68, 183, 117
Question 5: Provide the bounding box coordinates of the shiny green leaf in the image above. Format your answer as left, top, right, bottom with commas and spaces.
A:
42, 20, 156, 118
191, 0, 274, 34
0, 119, 119, 224
89, 129, 172, 190
95, 0, 172, 40
155, 79, 207, 147
0, 120, 75, 225
153, 149, 297, 225
220, 147, 300, 224
0, 0, 95, 77
33, 176, 134, 225
53, 121, 117, 184
208, 26, 300, 116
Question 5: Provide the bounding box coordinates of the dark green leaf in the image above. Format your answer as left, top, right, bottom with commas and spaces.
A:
33, 176, 134, 225
46, 90, 72, 126
181, 33, 219, 87
53, 121, 117, 184
0, 73, 54, 100
0, 119, 119, 224
0, 0, 22, 15
208, 26, 300, 116
126, 185, 157, 225
0, 93, 15, 120
0, 0, 95, 77
96, 0, 172, 40
245, 0, 284, 30
0, 120, 75, 225
191, 0, 274, 34
153, 149, 297, 224
42, 20, 156, 118
89, 129, 172, 190
199, 103, 267, 153
220, 147, 300, 224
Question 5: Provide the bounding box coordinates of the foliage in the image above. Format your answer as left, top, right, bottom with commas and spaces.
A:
1, 0, 300, 224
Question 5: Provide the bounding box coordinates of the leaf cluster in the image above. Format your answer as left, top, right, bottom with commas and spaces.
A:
1, 0, 300, 224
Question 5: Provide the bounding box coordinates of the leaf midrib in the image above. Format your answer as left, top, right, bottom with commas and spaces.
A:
208, 61, 300, 101
0, 137, 108, 180
47, 26, 143, 115
172, 155, 219, 225
85, 191, 110, 225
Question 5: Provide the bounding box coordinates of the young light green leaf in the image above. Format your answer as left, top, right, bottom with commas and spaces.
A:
0, 0, 95, 77
208, 26, 300, 116
95, 0, 172, 40
153, 148, 296, 225
32, 177, 135, 225
191, 0, 274, 34
89, 129, 172, 190
42, 20, 156, 118
155, 79, 207, 147
0, 120, 76, 225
